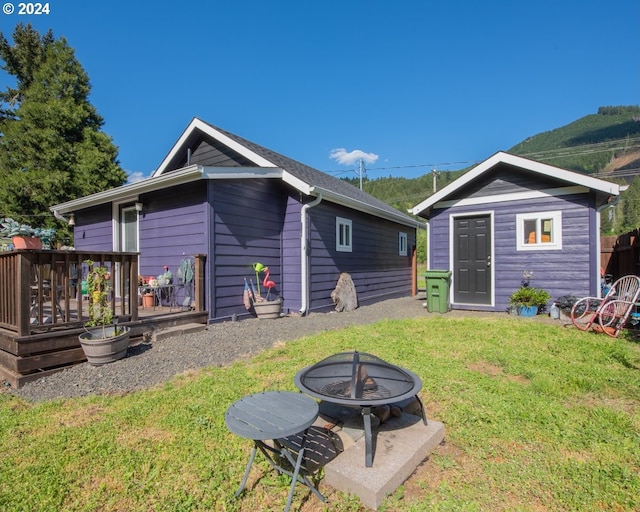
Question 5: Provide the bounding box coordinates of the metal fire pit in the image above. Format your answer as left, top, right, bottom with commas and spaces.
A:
294, 351, 426, 467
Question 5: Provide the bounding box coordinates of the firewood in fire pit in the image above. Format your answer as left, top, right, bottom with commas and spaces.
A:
322, 364, 378, 398
355, 364, 378, 396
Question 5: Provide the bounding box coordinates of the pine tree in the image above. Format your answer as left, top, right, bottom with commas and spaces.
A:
619, 177, 640, 233
0, 23, 126, 240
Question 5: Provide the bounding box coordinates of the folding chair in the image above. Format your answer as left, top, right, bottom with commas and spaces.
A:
570, 275, 640, 337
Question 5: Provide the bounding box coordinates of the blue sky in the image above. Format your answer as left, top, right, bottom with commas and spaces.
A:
1, 0, 639, 182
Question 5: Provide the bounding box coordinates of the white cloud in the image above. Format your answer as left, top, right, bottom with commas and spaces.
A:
329, 148, 379, 166
127, 170, 148, 184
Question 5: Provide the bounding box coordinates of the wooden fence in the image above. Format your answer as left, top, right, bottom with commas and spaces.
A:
601, 229, 640, 279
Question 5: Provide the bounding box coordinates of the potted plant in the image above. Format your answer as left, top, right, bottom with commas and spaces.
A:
508, 271, 551, 317
78, 259, 131, 365
0, 217, 43, 249
250, 262, 283, 319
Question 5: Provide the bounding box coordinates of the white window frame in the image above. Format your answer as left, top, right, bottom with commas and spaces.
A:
398, 232, 408, 256
516, 211, 563, 251
336, 217, 352, 252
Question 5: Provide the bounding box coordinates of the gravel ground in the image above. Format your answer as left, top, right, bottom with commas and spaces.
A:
7, 295, 466, 402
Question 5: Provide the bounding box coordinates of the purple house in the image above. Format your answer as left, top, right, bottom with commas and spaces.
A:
409, 151, 621, 312
51, 118, 418, 322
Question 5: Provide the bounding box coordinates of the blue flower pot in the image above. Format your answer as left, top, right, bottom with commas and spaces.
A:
517, 305, 538, 317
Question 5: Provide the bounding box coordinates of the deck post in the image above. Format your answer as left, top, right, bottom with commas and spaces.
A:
194, 254, 206, 312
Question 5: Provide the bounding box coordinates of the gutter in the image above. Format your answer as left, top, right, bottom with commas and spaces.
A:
299, 193, 323, 315
50, 165, 204, 215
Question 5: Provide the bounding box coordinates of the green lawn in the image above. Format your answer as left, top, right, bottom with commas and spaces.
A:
1, 316, 639, 511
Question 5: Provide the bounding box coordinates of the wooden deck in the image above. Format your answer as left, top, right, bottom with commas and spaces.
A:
0, 250, 208, 388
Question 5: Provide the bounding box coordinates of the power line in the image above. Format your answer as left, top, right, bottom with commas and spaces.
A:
326, 137, 640, 177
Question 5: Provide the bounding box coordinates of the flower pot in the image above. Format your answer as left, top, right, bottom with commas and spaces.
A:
79, 326, 131, 365
12, 236, 42, 249
253, 299, 283, 319
517, 305, 538, 317
142, 293, 154, 308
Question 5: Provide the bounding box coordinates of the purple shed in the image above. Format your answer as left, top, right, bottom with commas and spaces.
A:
409, 151, 621, 312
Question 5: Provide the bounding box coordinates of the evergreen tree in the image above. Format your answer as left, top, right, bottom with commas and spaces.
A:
0, 23, 126, 239
0, 23, 54, 120
619, 177, 640, 233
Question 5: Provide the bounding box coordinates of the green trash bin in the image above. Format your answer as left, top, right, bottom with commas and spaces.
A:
423, 270, 452, 313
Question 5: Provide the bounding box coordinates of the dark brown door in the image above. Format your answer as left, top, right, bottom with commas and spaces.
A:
453, 215, 492, 305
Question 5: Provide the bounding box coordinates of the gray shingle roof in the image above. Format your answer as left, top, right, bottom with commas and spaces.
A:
203, 119, 415, 224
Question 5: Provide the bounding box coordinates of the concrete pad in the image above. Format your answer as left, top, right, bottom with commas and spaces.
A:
151, 323, 206, 341
323, 415, 445, 510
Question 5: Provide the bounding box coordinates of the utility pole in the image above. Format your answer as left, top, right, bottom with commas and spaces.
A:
358, 158, 366, 190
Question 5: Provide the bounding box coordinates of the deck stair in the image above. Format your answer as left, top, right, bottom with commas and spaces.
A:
150, 322, 207, 342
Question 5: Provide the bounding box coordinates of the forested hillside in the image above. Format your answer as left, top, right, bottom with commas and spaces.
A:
346, 105, 640, 234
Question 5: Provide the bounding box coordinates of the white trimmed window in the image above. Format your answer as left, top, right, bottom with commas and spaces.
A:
398, 232, 408, 256
336, 217, 352, 252
516, 211, 562, 251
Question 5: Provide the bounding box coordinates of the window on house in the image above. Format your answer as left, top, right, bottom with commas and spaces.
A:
336, 217, 352, 252
516, 211, 562, 251
399, 232, 408, 256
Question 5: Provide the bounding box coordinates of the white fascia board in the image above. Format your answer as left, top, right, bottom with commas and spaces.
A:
281, 171, 314, 195
433, 185, 589, 209
201, 166, 283, 179
154, 118, 276, 176
51, 165, 203, 214
409, 151, 620, 215
311, 186, 420, 228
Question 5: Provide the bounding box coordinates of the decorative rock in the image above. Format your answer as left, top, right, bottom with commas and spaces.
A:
331, 272, 358, 312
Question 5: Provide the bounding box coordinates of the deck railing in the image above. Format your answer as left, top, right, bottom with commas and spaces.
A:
0, 250, 139, 336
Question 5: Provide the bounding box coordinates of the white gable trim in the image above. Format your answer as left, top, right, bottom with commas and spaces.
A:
409, 151, 620, 216
154, 118, 276, 176
433, 185, 589, 209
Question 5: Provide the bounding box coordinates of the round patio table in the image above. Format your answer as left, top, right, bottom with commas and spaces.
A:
225, 391, 324, 511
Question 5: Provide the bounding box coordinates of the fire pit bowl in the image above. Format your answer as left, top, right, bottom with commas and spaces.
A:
294, 350, 426, 467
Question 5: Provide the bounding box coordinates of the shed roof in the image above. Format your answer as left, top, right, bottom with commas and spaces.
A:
52, 118, 417, 228
408, 151, 621, 219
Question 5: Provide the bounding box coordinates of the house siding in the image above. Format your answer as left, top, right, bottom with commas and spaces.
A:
209, 179, 286, 320
166, 135, 255, 170
137, 182, 208, 278
449, 164, 567, 200
282, 194, 303, 312
430, 191, 596, 311
307, 202, 414, 311
73, 205, 113, 251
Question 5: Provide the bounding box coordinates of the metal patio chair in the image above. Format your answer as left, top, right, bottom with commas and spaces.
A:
570, 275, 640, 337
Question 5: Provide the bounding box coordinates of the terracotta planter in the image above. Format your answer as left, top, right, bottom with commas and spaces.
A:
12, 236, 42, 249
79, 326, 131, 365
142, 293, 154, 308
253, 299, 283, 319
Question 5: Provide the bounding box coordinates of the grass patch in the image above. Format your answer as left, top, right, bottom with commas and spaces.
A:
1, 316, 639, 511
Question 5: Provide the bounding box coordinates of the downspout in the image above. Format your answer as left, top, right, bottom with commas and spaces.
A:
53, 209, 68, 223
299, 193, 323, 315
596, 194, 622, 297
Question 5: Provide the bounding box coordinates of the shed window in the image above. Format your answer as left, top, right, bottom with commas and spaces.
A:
516, 211, 562, 251
336, 217, 352, 252
399, 232, 408, 256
